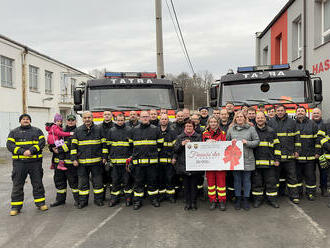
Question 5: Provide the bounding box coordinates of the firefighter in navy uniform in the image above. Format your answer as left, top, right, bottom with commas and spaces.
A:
99, 111, 114, 200
268, 105, 300, 203
150, 109, 160, 127
191, 113, 204, 134
172, 111, 185, 136
130, 111, 164, 210
158, 114, 177, 203
6, 114, 48, 216
171, 110, 186, 197
50, 114, 79, 207
107, 114, 134, 207
126, 111, 140, 128
71, 111, 108, 209
252, 112, 280, 208
199, 107, 209, 129
317, 120, 330, 207
295, 106, 320, 200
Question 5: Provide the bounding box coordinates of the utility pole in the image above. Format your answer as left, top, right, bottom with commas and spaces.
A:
192, 95, 195, 110
155, 0, 165, 78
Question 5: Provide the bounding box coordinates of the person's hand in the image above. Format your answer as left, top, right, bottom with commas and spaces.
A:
102, 159, 107, 164
52, 147, 59, 154
315, 154, 320, 159
274, 161, 280, 167
242, 139, 247, 144
294, 152, 299, 158
182, 139, 190, 146
73, 160, 79, 167
23, 150, 32, 156
248, 122, 254, 127
70, 132, 74, 136
171, 158, 176, 165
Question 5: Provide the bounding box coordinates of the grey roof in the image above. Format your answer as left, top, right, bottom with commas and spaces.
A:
0, 33, 94, 78
257, 0, 295, 39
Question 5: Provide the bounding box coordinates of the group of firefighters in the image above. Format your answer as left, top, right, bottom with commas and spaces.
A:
6, 101, 330, 215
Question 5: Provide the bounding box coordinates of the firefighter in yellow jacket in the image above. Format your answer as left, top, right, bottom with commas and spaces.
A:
6, 114, 48, 216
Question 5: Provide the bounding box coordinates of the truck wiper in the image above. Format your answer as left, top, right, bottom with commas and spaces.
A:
116, 105, 142, 110
138, 104, 162, 109
91, 107, 120, 111
268, 98, 298, 105
246, 99, 272, 104
229, 100, 250, 105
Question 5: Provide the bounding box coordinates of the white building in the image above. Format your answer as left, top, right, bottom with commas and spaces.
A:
0, 34, 93, 147
255, 0, 330, 117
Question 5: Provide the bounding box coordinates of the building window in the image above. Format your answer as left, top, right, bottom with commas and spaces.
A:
274, 34, 282, 64
297, 20, 303, 56
29, 65, 39, 91
70, 78, 76, 96
262, 46, 268, 65
1, 56, 14, 87
45, 70, 53, 94
322, 0, 330, 42
292, 16, 302, 59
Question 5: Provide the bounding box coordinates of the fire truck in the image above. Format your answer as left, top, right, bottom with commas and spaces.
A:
73, 72, 184, 123
209, 64, 323, 116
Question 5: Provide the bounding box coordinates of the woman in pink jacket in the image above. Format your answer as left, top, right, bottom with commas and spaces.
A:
46, 114, 73, 170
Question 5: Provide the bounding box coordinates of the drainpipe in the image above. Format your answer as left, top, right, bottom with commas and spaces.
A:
21, 48, 28, 113
255, 32, 261, 65
303, 0, 307, 69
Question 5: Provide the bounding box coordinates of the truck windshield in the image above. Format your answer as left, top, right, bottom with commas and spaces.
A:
88, 87, 177, 110
221, 80, 309, 106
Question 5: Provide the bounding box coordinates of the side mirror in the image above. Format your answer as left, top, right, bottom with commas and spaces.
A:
314, 79, 322, 95
210, 87, 218, 100
177, 88, 184, 103
315, 94, 323, 102
73, 105, 82, 112
74, 90, 83, 105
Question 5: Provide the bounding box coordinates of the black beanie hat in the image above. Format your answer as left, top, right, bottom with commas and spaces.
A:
19, 113, 31, 122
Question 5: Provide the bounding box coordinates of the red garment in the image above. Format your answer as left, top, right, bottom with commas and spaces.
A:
202, 128, 226, 142
203, 128, 227, 202
46, 124, 71, 145
206, 171, 226, 202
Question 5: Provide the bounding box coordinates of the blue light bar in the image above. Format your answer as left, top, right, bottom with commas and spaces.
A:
272, 64, 290, 70
237, 66, 254, 73
104, 72, 123, 78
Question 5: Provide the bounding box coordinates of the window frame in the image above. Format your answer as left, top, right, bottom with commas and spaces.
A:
45, 70, 53, 94
322, 0, 330, 43
0, 55, 14, 88
297, 19, 303, 57
29, 65, 39, 92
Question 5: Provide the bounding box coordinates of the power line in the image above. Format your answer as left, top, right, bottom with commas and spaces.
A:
169, 0, 196, 75
165, 0, 190, 68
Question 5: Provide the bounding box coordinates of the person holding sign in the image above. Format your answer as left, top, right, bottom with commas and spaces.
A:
173, 120, 202, 210
226, 111, 260, 210
202, 116, 227, 211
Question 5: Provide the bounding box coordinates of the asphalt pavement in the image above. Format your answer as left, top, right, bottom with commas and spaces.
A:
0, 148, 329, 248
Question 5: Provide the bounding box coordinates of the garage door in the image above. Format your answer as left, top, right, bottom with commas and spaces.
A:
28, 107, 50, 136
0, 112, 20, 147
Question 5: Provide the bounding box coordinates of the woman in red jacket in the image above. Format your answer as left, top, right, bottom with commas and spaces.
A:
202, 116, 227, 211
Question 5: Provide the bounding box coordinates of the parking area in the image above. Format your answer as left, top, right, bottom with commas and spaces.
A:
0, 149, 329, 248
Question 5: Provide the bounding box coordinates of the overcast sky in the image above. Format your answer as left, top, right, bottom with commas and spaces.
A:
0, 0, 288, 79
